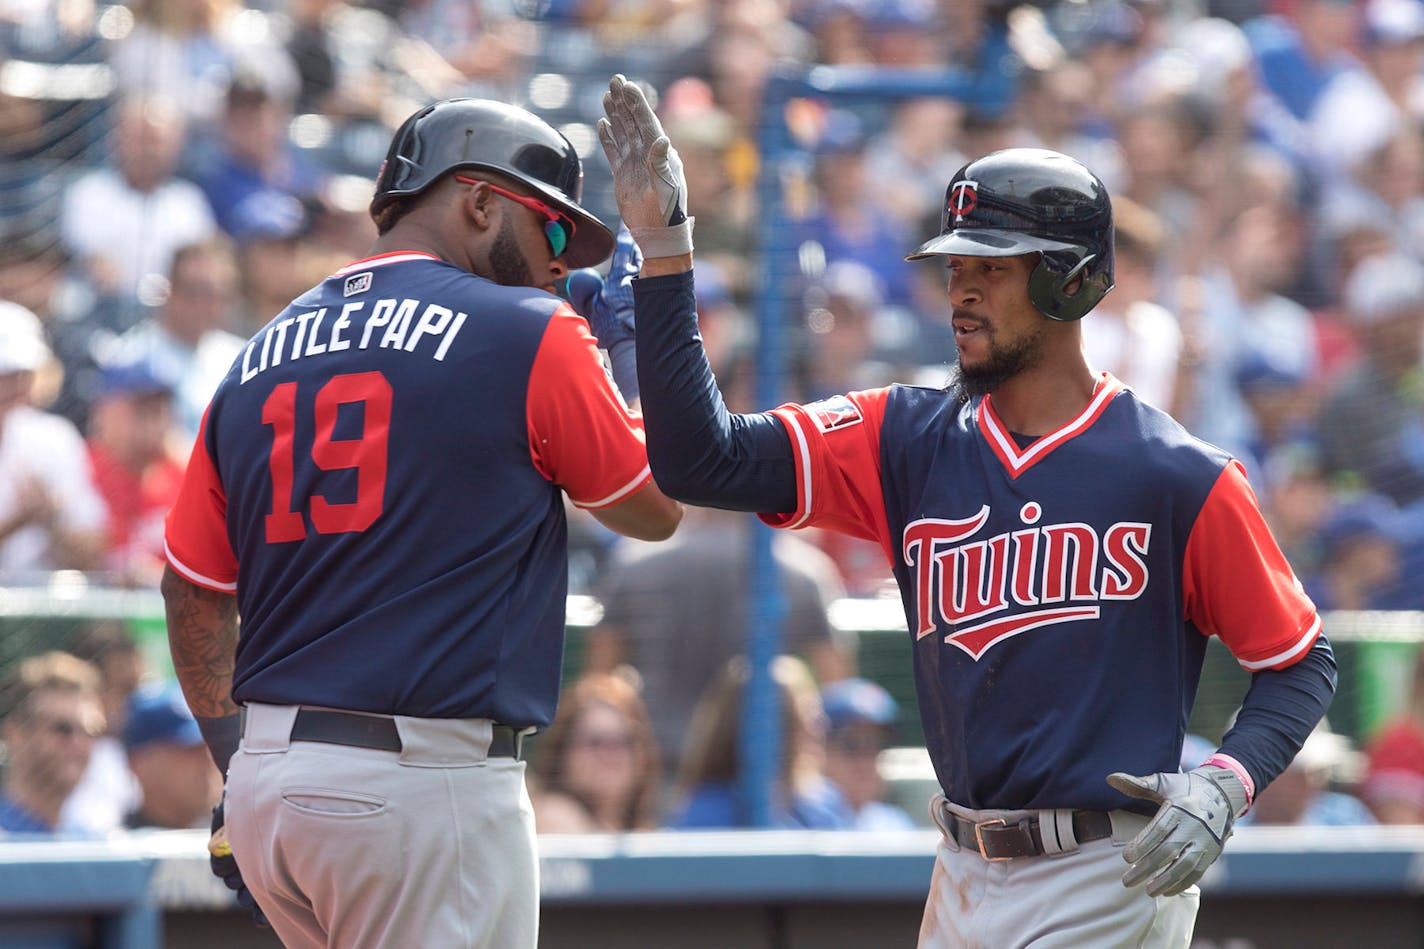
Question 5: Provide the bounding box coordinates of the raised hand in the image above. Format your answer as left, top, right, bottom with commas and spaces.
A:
597, 74, 693, 257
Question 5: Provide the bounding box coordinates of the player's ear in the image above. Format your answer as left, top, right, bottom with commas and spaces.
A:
455, 176, 496, 232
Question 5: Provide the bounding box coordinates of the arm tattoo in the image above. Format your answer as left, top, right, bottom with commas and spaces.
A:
162, 566, 241, 719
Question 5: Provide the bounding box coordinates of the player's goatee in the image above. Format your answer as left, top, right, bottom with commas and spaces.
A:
948, 323, 1047, 398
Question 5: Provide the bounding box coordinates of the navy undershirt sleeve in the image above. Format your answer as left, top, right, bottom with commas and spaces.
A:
632, 270, 797, 513
1216, 636, 1338, 793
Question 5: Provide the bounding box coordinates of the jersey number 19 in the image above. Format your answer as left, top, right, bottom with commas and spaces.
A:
262, 371, 392, 543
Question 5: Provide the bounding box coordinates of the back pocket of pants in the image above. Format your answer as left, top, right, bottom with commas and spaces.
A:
281, 787, 387, 817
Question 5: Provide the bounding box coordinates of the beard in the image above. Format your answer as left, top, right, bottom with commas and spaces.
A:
488, 215, 536, 288
948, 319, 1048, 399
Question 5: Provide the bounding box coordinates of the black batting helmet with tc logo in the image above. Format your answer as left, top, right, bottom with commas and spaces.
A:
906, 148, 1115, 322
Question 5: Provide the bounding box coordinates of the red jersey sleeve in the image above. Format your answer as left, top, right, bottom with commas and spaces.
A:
1183, 460, 1321, 671
163, 412, 238, 592
758, 390, 895, 564
526, 305, 654, 509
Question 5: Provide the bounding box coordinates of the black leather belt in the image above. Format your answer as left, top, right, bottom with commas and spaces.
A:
285, 708, 523, 759
945, 810, 1114, 860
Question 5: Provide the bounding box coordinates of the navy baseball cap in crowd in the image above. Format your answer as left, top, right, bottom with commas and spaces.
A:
821, 678, 898, 731
123, 684, 203, 752
96, 354, 175, 400
230, 192, 310, 245
1320, 494, 1402, 556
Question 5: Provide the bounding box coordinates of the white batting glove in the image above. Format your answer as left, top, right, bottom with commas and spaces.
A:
1106, 765, 1249, 897
597, 73, 694, 258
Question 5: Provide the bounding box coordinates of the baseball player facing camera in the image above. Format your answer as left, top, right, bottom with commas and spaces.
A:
163, 97, 681, 948
599, 74, 1336, 947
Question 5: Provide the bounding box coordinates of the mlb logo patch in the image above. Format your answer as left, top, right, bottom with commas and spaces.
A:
343, 272, 373, 297
806, 395, 862, 432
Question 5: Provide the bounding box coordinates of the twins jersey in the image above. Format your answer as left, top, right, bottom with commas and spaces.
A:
763, 374, 1320, 812
164, 252, 653, 727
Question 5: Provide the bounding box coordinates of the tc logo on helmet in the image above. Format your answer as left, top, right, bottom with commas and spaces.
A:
949, 180, 978, 223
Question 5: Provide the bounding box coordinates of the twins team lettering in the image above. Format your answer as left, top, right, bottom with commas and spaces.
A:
903, 502, 1151, 658
240, 298, 468, 383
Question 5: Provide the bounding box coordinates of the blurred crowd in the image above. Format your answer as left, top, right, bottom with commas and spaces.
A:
6, 0, 1424, 835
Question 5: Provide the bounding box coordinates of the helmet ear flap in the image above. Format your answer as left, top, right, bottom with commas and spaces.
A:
1028, 252, 1109, 322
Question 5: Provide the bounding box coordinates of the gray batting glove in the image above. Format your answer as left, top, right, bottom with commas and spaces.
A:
1106, 765, 1249, 898
597, 73, 694, 257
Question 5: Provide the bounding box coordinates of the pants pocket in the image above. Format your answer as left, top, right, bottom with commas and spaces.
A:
280, 786, 387, 817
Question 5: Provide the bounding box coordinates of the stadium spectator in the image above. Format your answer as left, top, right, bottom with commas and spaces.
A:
0, 226, 128, 431
792, 109, 916, 312
666, 655, 847, 830
110, 239, 245, 444
109, 0, 298, 128
392, 0, 535, 93
1231, 347, 1321, 493
229, 194, 320, 333
84, 353, 184, 588
1319, 250, 1424, 506
1307, 0, 1424, 178
661, 89, 756, 305
1183, 202, 1318, 462
60, 624, 146, 836
1113, 101, 1201, 251
1362, 648, 1424, 823
819, 678, 917, 831
862, 97, 969, 240
863, 0, 943, 68
283, 0, 404, 119
1243, 0, 1359, 123
0, 305, 106, 580
194, 71, 324, 242
1081, 195, 1183, 414
795, 260, 902, 404
1303, 493, 1404, 612
59, 96, 217, 308
584, 505, 851, 779
807, 0, 874, 65
1239, 722, 1376, 826
121, 683, 222, 829
1013, 60, 1126, 195
0, 651, 105, 835
528, 673, 662, 833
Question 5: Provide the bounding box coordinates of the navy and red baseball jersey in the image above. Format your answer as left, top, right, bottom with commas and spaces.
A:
164, 251, 653, 728
761, 374, 1321, 812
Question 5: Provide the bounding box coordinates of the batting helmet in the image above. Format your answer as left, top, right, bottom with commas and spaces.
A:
370, 98, 615, 269
906, 147, 1114, 322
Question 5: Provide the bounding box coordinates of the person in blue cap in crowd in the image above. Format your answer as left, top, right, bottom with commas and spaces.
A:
1302, 493, 1405, 612
122, 683, 222, 830
820, 678, 917, 830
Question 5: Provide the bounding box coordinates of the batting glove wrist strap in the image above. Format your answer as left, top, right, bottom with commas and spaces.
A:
630, 218, 694, 258
1106, 764, 1248, 897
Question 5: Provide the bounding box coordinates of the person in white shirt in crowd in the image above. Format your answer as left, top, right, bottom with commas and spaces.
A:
59, 96, 217, 308
0, 304, 106, 581
1307, 0, 1424, 179
109, 239, 245, 444
1081, 195, 1183, 416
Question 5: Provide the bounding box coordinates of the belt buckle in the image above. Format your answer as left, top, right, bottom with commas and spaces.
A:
974, 818, 1011, 861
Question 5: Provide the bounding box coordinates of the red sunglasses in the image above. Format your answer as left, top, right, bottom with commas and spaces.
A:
455, 175, 575, 258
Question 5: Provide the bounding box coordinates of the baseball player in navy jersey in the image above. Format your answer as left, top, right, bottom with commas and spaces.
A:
599, 74, 1336, 947
160, 97, 681, 948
